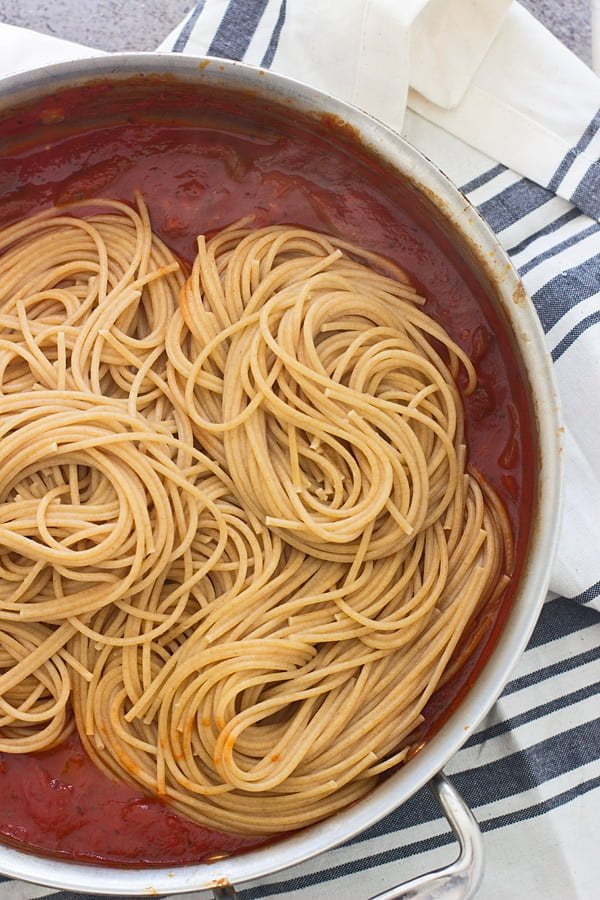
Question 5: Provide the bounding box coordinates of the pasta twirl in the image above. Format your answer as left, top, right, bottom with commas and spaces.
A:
0, 200, 510, 835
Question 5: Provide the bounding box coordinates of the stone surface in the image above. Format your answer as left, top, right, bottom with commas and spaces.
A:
521, 0, 592, 65
0, 0, 593, 63
0, 0, 193, 52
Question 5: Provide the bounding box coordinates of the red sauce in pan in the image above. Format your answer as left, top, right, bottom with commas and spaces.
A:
0, 78, 536, 866
0, 734, 262, 865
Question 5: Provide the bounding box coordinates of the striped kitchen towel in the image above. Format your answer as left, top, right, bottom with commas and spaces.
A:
0, 1, 598, 898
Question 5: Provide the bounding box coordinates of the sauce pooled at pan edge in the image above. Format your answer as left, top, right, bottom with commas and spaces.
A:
0, 77, 535, 866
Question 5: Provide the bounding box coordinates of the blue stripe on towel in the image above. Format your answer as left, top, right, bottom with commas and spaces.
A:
571, 159, 600, 221
528, 595, 599, 648
531, 255, 600, 333
518, 222, 600, 276
548, 108, 600, 193
171, 0, 208, 52
477, 179, 553, 233
460, 163, 507, 196
208, 0, 270, 60
261, 0, 287, 67
502, 646, 600, 697
506, 208, 581, 256
569, 578, 600, 605
465, 682, 599, 749
552, 309, 600, 362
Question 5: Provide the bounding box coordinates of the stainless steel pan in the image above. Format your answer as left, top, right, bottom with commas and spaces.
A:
0, 54, 562, 899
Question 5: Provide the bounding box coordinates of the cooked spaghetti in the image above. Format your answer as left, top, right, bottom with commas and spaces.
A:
0, 198, 511, 835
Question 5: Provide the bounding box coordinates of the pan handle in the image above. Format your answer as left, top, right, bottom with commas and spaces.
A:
212, 772, 483, 900
368, 772, 484, 900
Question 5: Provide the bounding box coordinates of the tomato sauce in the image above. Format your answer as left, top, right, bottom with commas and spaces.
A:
0, 77, 536, 865
0, 734, 262, 866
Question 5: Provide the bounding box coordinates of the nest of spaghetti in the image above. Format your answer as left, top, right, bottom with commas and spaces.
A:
0, 198, 512, 835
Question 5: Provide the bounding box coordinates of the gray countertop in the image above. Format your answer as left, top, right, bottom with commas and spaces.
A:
0, 0, 193, 52
0, 0, 593, 65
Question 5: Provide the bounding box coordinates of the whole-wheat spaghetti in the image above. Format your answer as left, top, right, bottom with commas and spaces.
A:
0, 199, 511, 835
